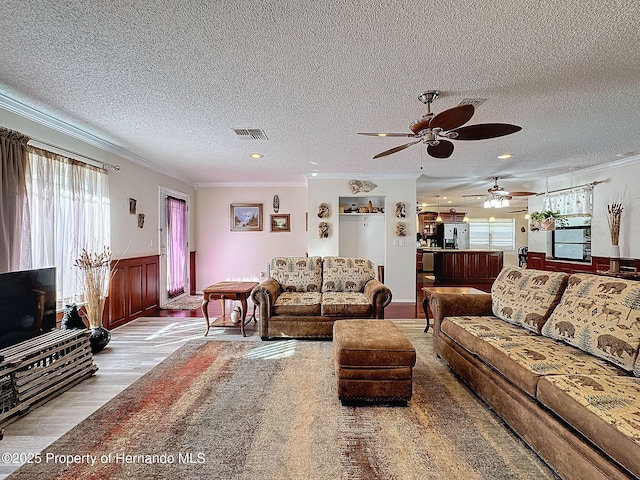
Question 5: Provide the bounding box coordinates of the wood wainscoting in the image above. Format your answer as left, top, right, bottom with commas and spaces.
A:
527, 252, 640, 274
104, 255, 160, 330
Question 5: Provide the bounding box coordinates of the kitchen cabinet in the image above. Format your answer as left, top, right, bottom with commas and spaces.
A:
418, 210, 466, 237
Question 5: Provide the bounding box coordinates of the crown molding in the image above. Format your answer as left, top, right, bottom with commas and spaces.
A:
0, 92, 195, 186
305, 172, 421, 180
196, 180, 307, 189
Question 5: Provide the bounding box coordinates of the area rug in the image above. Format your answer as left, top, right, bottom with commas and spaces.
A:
160, 295, 202, 310
8, 338, 557, 479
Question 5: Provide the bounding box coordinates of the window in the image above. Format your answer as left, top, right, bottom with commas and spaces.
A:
552, 217, 592, 262
468, 218, 515, 251
21, 147, 110, 306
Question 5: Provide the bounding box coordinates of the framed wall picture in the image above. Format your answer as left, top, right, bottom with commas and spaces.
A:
270, 214, 290, 232
230, 203, 263, 231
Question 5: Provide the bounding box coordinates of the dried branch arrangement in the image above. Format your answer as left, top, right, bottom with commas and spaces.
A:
606, 202, 624, 246
74, 246, 112, 328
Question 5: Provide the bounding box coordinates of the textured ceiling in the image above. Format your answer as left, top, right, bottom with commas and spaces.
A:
1, 0, 640, 209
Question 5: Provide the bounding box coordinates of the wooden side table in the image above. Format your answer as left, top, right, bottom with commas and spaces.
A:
202, 281, 258, 337
421, 286, 487, 333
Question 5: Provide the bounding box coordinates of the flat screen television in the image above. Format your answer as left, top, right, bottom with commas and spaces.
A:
0, 267, 57, 351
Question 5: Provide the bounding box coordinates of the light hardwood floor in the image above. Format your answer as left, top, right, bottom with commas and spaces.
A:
0, 314, 427, 478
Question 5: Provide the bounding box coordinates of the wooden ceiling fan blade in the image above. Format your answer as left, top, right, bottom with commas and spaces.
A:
358, 132, 415, 137
429, 104, 475, 131
452, 123, 522, 140
372, 140, 421, 159
509, 191, 537, 196
427, 140, 454, 159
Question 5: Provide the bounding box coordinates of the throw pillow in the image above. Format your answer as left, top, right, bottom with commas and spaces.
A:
491, 266, 569, 334
321, 257, 375, 293
542, 273, 640, 372
270, 256, 323, 292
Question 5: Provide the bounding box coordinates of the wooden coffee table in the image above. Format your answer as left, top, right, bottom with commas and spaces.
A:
421, 286, 487, 333
202, 281, 258, 337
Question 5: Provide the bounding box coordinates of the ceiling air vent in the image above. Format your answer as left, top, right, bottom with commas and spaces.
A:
232, 128, 268, 140
457, 98, 487, 108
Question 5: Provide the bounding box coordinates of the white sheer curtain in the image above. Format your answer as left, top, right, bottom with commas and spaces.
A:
546, 186, 593, 217
166, 196, 187, 298
21, 147, 110, 306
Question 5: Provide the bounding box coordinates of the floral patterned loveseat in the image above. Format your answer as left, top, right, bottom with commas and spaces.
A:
430, 266, 640, 480
251, 256, 392, 340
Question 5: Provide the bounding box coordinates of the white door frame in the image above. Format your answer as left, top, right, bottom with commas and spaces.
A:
159, 186, 191, 307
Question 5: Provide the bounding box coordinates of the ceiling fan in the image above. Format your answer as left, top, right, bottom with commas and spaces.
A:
463, 177, 537, 207
358, 90, 522, 159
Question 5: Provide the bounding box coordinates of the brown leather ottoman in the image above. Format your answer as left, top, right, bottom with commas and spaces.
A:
333, 320, 416, 404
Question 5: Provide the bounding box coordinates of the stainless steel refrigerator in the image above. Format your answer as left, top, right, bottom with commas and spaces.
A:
443, 223, 469, 249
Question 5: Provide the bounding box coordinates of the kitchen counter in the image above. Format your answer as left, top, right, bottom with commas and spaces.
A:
431, 249, 503, 291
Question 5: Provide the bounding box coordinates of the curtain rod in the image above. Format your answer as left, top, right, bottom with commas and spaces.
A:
28, 138, 121, 171
535, 180, 601, 196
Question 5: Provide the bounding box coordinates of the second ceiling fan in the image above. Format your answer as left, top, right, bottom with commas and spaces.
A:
359, 90, 522, 159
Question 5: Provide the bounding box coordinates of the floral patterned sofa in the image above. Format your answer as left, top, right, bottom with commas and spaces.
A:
430, 266, 640, 480
251, 256, 392, 340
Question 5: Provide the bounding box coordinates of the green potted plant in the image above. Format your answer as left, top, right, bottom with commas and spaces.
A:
529, 210, 568, 231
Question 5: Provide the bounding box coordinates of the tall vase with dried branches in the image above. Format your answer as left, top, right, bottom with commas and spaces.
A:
606, 201, 623, 273
74, 247, 113, 353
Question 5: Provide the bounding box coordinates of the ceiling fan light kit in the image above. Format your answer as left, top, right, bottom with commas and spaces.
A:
463, 177, 536, 209
359, 90, 522, 160
484, 196, 510, 208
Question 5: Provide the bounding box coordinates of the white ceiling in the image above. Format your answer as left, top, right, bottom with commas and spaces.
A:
2, 0, 639, 210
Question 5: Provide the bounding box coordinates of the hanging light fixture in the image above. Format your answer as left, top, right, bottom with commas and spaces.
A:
435, 195, 443, 222
483, 178, 510, 208
463, 196, 470, 222
483, 192, 510, 208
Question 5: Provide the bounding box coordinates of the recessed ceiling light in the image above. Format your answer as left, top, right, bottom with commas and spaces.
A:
308, 161, 318, 165
249, 153, 263, 159
497, 153, 513, 159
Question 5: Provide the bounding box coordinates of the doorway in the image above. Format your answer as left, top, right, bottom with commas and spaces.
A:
159, 187, 190, 307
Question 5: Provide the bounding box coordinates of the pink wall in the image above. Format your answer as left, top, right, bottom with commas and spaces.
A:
194, 186, 308, 290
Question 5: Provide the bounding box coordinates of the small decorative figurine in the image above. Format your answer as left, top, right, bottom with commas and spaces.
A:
317, 202, 330, 218
318, 221, 330, 238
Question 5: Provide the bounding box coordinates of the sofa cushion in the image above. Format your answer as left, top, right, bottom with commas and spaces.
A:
322, 292, 372, 317
322, 257, 375, 293
441, 316, 537, 353
473, 332, 625, 397
542, 273, 640, 372
270, 256, 323, 292
491, 266, 569, 334
537, 375, 640, 479
273, 292, 322, 316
